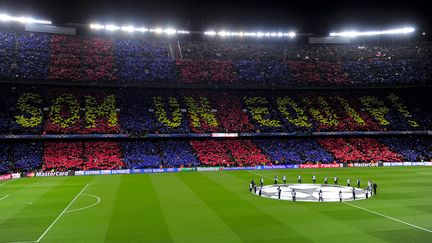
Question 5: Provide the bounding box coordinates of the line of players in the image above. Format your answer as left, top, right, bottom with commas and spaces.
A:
249, 175, 378, 202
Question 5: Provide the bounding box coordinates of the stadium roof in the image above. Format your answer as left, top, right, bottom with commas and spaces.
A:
1, 0, 428, 35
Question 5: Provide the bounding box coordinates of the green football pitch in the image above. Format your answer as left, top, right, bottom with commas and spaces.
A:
0, 167, 431, 243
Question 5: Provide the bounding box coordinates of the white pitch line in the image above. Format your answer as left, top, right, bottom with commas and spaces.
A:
247, 170, 273, 180
34, 184, 90, 242
0, 179, 15, 186
1, 184, 85, 188
8, 184, 90, 243
417, 172, 432, 176
0, 194, 10, 201
343, 202, 432, 234
65, 194, 101, 213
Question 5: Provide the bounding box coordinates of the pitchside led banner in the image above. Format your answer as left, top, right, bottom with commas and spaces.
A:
300, 164, 342, 169
0, 174, 12, 181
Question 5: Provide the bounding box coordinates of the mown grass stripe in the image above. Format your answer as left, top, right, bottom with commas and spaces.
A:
179, 172, 312, 242
152, 173, 243, 243
343, 202, 432, 233
104, 175, 174, 243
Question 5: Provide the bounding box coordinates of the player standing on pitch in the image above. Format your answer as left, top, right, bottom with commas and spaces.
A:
283, 175, 287, 184
334, 176, 338, 185
274, 176, 278, 184
312, 175, 316, 184
352, 187, 356, 200
324, 176, 328, 184
339, 190, 343, 202
347, 178, 351, 187
291, 189, 296, 202
298, 175, 302, 184
373, 183, 378, 195
260, 177, 264, 187
277, 186, 282, 199
357, 178, 361, 188
318, 189, 323, 202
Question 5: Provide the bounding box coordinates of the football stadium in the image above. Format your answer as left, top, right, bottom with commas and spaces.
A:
0, 1, 431, 242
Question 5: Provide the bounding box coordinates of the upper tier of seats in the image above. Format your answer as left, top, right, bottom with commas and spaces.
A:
1, 30, 431, 87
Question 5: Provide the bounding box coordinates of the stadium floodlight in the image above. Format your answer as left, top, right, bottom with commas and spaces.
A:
0, 14, 51, 25
257, 32, 265, 37
177, 30, 189, 34
330, 27, 415, 37
121, 26, 136, 32
151, 28, 163, 34
244, 32, 257, 37
164, 28, 177, 35
287, 31, 296, 38
218, 31, 230, 37
136, 27, 149, 33
90, 23, 189, 35
105, 25, 120, 31
90, 24, 105, 30
205, 30, 296, 38
204, 30, 217, 36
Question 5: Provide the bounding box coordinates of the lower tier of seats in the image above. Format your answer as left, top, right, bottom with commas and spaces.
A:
1, 136, 431, 174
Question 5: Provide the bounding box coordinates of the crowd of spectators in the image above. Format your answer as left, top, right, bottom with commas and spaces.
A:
114, 39, 176, 84
176, 60, 236, 84
0, 143, 44, 173
1, 30, 431, 87
380, 136, 432, 162
43, 142, 124, 171
0, 85, 429, 135
235, 61, 293, 86
254, 139, 334, 164
1, 136, 431, 173
212, 92, 255, 132
159, 141, 200, 167
48, 35, 84, 81
0, 32, 15, 79
0, 144, 10, 174
121, 140, 201, 168
180, 41, 432, 62
121, 141, 162, 168
83, 38, 116, 81
190, 139, 270, 166
288, 61, 349, 86
0, 31, 431, 174
317, 138, 403, 163
42, 88, 120, 134
16, 32, 50, 80
343, 60, 426, 85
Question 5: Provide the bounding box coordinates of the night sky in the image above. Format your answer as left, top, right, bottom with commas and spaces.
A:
0, 0, 429, 35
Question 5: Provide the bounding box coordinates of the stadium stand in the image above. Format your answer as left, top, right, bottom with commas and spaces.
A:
0, 29, 431, 174
0, 137, 431, 173
0, 85, 429, 135
0, 30, 431, 87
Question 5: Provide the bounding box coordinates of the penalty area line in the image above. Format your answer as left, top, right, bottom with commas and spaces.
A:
8, 183, 90, 243
0, 194, 10, 201
343, 202, 432, 234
